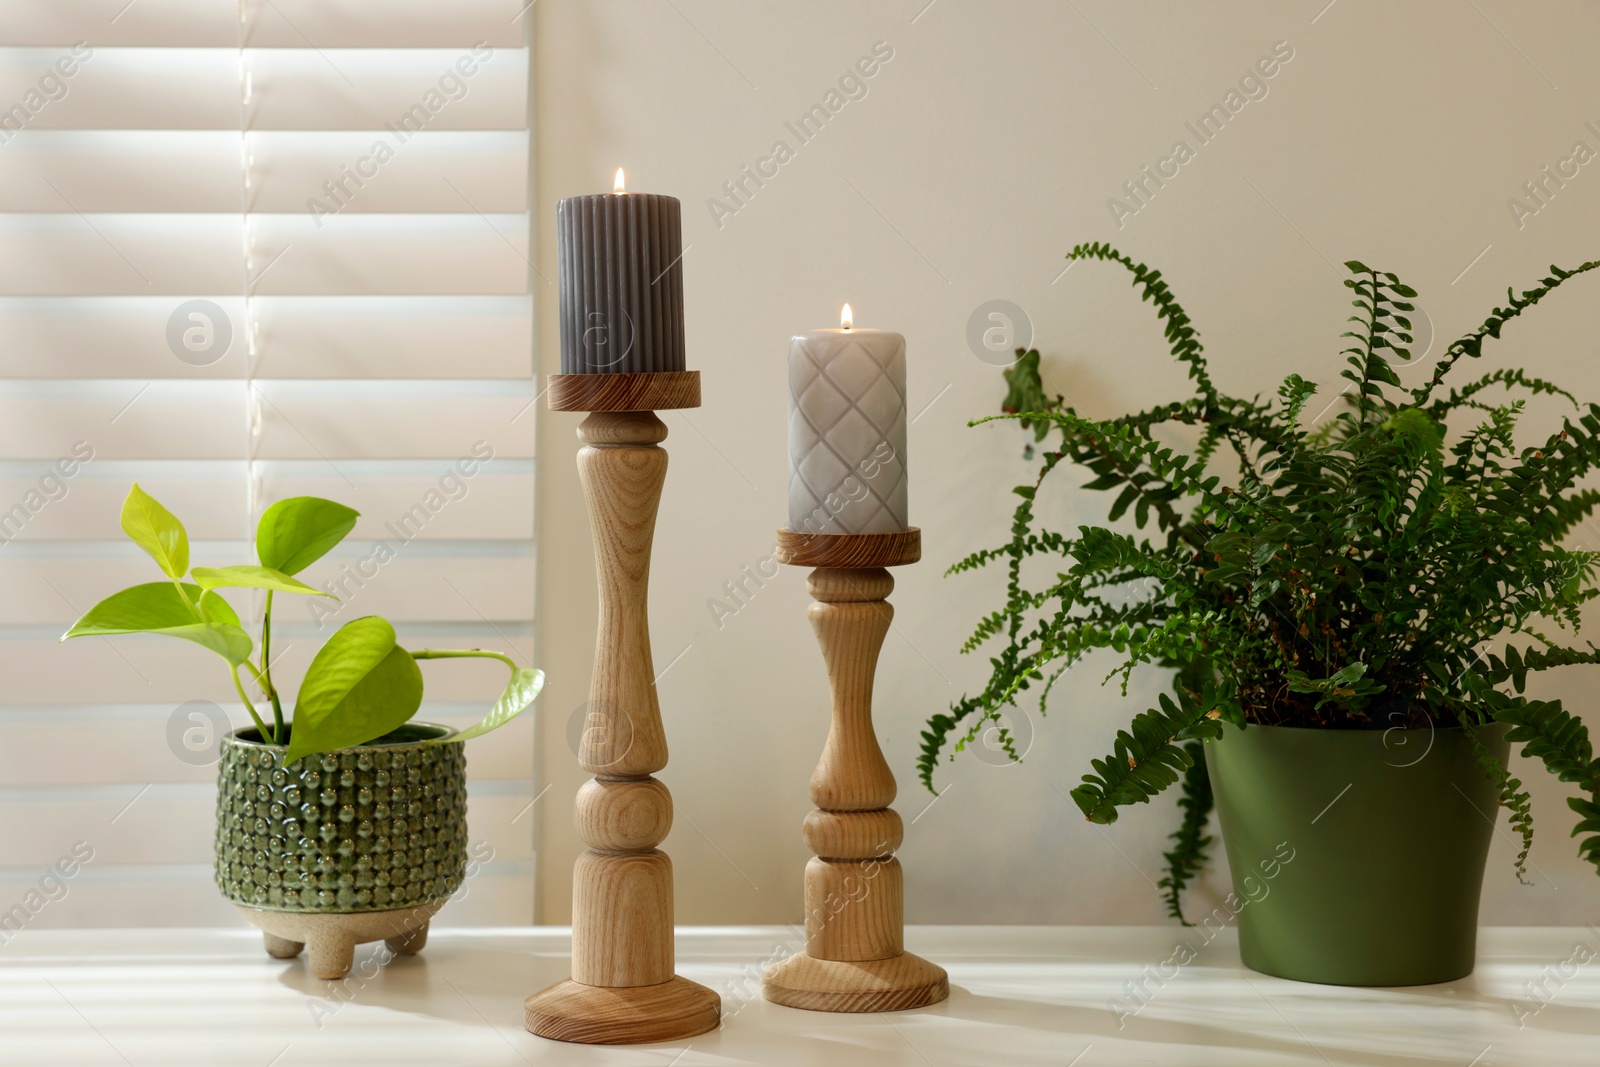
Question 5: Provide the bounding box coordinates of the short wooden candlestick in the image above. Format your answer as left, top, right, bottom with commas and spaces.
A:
524, 372, 720, 1045
762, 528, 949, 1013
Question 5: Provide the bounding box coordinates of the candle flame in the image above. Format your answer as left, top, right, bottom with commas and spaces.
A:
613, 168, 626, 194
841, 303, 853, 330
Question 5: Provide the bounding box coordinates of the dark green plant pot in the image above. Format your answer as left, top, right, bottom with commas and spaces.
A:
215, 722, 468, 914
1205, 719, 1508, 986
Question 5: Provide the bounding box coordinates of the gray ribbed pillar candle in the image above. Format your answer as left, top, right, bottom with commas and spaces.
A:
556, 188, 686, 374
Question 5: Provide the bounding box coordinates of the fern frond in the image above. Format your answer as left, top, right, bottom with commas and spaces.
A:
1476, 642, 1600, 693
1485, 692, 1600, 873
1338, 262, 1412, 428
1066, 242, 1216, 403
1070, 691, 1225, 824
1412, 260, 1600, 404
1427, 367, 1578, 418
1464, 715, 1533, 884
1489, 695, 1597, 783
1568, 795, 1600, 874
1157, 742, 1214, 924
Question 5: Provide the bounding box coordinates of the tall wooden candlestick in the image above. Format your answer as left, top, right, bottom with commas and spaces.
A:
762, 528, 949, 1013
524, 371, 719, 1044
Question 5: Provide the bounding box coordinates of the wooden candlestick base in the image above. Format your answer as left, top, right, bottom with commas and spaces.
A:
525, 378, 720, 1044
523, 976, 720, 1045
762, 530, 949, 1014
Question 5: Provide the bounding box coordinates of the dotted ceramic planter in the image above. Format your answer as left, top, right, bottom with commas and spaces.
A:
215, 722, 468, 915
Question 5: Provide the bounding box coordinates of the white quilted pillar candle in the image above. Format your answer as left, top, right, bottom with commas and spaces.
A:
787, 309, 908, 535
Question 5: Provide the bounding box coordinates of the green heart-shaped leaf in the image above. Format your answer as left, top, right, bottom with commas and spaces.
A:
191, 565, 332, 597
121, 484, 189, 579
198, 589, 241, 626
256, 497, 359, 576
62, 582, 252, 665
286, 616, 423, 764
430, 667, 544, 744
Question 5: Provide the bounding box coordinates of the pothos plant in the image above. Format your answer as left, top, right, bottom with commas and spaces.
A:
62, 485, 544, 764
921, 242, 1600, 922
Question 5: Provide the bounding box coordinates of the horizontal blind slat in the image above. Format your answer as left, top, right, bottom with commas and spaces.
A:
0, 131, 527, 214
0, 296, 533, 379
0, 460, 533, 540
0, 213, 529, 296
0, 47, 527, 130
0, 0, 529, 49
0, 380, 535, 459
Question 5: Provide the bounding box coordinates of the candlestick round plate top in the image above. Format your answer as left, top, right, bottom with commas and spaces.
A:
548, 370, 701, 412
774, 527, 921, 569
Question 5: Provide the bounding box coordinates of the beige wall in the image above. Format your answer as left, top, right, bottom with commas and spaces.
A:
534, 0, 1600, 926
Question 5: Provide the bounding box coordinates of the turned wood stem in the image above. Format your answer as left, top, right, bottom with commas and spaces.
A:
575, 411, 670, 780
570, 410, 674, 987
803, 567, 903, 960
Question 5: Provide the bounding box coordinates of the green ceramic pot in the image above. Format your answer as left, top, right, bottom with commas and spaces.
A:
1205, 719, 1509, 986
215, 722, 468, 913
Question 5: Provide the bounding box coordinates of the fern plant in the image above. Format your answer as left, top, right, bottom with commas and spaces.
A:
921, 242, 1600, 921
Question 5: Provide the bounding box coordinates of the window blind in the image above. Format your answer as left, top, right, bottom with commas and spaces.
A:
0, 2, 536, 927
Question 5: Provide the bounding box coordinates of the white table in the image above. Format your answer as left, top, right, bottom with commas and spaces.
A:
1, 926, 1592, 1065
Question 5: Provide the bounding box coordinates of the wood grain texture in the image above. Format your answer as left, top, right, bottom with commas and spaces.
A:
763, 952, 949, 1014
808, 573, 896, 813
805, 857, 903, 961
576, 777, 673, 852
526, 409, 718, 1040
576, 412, 669, 778
803, 808, 903, 859
808, 567, 893, 603
548, 370, 701, 412
763, 564, 948, 1013
578, 410, 669, 446
775, 528, 920, 568
571, 850, 673, 986
525, 976, 721, 1045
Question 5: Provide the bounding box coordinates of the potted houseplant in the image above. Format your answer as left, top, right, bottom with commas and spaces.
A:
922, 243, 1600, 985
62, 486, 545, 978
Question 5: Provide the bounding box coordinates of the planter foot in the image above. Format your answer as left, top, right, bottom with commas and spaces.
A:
385, 922, 428, 956
262, 933, 303, 959
232, 902, 446, 980
308, 934, 356, 981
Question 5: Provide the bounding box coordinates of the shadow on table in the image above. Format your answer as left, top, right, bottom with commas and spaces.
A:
1383, 973, 1600, 1040
934, 979, 1542, 1062
270, 937, 573, 1033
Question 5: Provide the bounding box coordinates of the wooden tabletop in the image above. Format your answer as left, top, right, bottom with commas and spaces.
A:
1, 925, 1592, 1065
